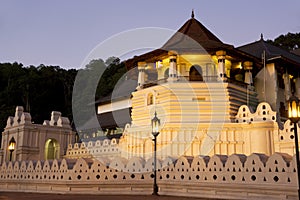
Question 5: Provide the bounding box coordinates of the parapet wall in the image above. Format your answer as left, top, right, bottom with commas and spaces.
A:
65, 102, 299, 160
0, 153, 298, 199
65, 138, 120, 159
5, 106, 71, 129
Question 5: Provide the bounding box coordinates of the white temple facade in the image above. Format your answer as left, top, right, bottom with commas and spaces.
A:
67, 14, 300, 160
1, 13, 300, 163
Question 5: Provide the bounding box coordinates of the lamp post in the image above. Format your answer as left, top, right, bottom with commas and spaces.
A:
8, 137, 16, 162
288, 94, 300, 198
151, 112, 160, 195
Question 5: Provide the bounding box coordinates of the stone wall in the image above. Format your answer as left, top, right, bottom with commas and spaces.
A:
0, 153, 297, 199
65, 138, 120, 159
66, 102, 299, 161
0, 106, 75, 163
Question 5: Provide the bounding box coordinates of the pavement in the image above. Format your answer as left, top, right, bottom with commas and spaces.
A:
0, 192, 224, 200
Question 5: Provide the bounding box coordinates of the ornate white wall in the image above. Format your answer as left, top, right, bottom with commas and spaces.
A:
0, 106, 75, 163
0, 153, 298, 199
65, 102, 299, 162
65, 138, 120, 159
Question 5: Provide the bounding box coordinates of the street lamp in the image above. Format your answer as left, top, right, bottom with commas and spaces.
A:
151, 111, 160, 195
8, 137, 16, 162
288, 94, 300, 198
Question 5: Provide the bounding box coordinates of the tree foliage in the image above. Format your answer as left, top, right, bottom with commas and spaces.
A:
267, 32, 300, 51
0, 57, 126, 139
72, 57, 126, 129
0, 63, 77, 134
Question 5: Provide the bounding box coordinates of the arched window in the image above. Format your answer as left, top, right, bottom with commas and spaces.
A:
189, 65, 203, 81
147, 93, 154, 105
164, 68, 169, 79
44, 138, 60, 160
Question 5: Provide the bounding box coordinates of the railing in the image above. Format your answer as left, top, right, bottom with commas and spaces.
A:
142, 78, 167, 89
141, 76, 251, 89
227, 77, 249, 89
78, 127, 124, 141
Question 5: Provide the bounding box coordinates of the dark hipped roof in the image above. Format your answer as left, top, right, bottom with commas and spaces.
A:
79, 108, 131, 130
162, 14, 233, 53
238, 37, 300, 67
292, 48, 300, 56
125, 13, 260, 69
97, 108, 131, 129
95, 79, 137, 104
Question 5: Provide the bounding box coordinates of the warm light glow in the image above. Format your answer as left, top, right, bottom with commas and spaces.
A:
151, 112, 160, 134
8, 143, 15, 150
292, 101, 297, 117
153, 121, 159, 133
298, 101, 300, 117
8, 137, 16, 151
288, 95, 300, 123
156, 60, 163, 69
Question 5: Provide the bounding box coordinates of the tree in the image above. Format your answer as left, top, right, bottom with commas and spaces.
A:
0, 57, 126, 144
72, 57, 126, 131
267, 32, 300, 51
0, 63, 77, 140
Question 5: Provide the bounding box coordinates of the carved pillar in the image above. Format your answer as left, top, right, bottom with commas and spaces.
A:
216, 50, 226, 81
137, 62, 146, 90
168, 52, 177, 82
283, 73, 292, 100
244, 61, 253, 85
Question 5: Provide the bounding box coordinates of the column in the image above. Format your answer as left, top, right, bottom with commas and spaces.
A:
216, 50, 226, 81
244, 61, 253, 85
168, 52, 178, 82
136, 61, 146, 90
283, 72, 292, 100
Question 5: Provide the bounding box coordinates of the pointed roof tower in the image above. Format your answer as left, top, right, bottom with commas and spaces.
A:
162, 10, 233, 53
125, 11, 259, 70
191, 9, 195, 18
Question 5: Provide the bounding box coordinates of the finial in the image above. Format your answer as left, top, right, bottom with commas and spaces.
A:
260, 33, 264, 40
191, 9, 194, 18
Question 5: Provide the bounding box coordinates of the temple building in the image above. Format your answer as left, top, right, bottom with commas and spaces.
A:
238, 35, 300, 122
88, 12, 300, 160
1, 12, 300, 162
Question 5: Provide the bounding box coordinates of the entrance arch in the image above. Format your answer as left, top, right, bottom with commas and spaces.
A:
189, 65, 203, 81
44, 138, 60, 160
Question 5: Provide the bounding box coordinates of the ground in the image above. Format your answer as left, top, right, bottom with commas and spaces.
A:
0, 192, 225, 200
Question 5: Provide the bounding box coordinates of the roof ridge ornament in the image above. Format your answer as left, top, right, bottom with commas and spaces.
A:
191, 9, 195, 18
260, 33, 264, 41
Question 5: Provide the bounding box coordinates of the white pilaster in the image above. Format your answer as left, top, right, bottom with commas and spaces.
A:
244, 61, 253, 85
168, 53, 178, 82
137, 62, 146, 90
283, 73, 291, 100
216, 50, 226, 81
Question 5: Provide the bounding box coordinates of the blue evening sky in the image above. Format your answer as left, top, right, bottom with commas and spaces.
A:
1, 0, 300, 69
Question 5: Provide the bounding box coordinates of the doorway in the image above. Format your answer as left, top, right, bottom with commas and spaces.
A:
44, 138, 60, 160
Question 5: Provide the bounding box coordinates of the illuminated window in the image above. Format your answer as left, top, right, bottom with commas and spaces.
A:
189, 65, 203, 81
147, 93, 154, 105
